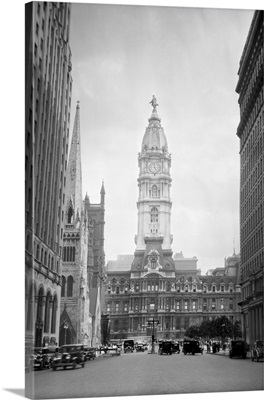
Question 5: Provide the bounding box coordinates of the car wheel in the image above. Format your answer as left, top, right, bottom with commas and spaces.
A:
53, 367, 57, 371
82, 363, 85, 368
72, 362, 76, 369
63, 366, 66, 370
229, 354, 232, 358
251, 355, 254, 362
256, 356, 259, 362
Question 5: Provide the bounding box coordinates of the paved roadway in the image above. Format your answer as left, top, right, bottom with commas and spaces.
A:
26, 350, 263, 399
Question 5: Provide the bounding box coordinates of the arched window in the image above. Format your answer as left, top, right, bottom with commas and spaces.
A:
150, 207, 159, 223
41, 248, 43, 263
26, 284, 35, 331
70, 247, 73, 261
36, 245, 40, 260
63, 247, 66, 261
51, 295, 57, 334
48, 254, 50, 268
44, 291, 51, 332
37, 287, 44, 321
67, 276, 73, 297
73, 247, 75, 262
68, 206, 73, 223
66, 247, 69, 261
61, 276, 66, 297
44, 251, 47, 265
51, 257, 54, 271
152, 185, 158, 197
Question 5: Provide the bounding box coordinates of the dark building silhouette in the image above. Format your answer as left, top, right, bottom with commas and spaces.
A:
236, 10, 264, 345
25, 2, 72, 372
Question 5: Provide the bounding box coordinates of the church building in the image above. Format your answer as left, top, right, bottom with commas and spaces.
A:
59, 102, 106, 346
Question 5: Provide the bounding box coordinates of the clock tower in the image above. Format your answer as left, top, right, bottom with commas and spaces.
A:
131, 97, 174, 271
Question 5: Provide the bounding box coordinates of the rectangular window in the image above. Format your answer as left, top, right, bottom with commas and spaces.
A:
115, 303, 119, 312
184, 301, 188, 310
176, 302, 180, 310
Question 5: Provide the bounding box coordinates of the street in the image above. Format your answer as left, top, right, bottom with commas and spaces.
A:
26, 349, 263, 399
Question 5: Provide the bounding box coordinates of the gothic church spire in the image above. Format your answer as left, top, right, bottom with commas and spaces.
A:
65, 101, 83, 224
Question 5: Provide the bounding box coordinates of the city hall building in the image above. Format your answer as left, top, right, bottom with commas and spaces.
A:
104, 98, 241, 342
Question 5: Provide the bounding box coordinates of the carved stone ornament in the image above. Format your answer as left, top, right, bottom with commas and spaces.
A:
144, 249, 162, 271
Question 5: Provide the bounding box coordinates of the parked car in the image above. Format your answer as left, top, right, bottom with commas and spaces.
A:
136, 343, 145, 352
51, 344, 85, 370
251, 341, 263, 362
29, 347, 44, 370
41, 346, 59, 368
159, 340, 172, 355
83, 346, 96, 361
229, 340, 247, 359
171, 341, 180, 354
183, 339, 203, 355
124, 340, 134, 353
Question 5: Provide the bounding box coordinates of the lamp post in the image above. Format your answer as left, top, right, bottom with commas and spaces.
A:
147, 318, 159, 354
64, 322, 68, 345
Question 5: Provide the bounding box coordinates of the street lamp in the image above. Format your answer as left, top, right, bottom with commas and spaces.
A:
147, 318, 159, 354
64, 322, 69, 345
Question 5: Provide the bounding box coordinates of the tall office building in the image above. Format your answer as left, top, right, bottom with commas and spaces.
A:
236, 11, 264, 345
25, 2, 72, 368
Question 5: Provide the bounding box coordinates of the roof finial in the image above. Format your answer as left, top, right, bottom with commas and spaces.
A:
149, 95, 158, 111
233, 237, 236, 255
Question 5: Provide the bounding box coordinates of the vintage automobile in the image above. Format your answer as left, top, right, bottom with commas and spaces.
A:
51, 344, 86, 370
229, 340, 247, 359
135, 343, 145, 352
171, 341, 180, 354
183, 339, 203, 355
41, 346, 59, 368
124, 340, 134, 353
251, 340, 263, 362
83, 346, 96, 361
159, 340, 172, 355
29, 347, 44, 370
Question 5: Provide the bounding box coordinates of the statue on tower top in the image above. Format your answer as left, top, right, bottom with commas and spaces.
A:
150, 95, 158, 111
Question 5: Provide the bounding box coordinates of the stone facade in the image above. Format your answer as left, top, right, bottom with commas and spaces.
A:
236, 10, 264, 345
104, 99, 241, 342
25, 2, 72, 370
59, 102, 91, 345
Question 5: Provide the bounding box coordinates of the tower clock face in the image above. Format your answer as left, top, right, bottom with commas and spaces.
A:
149, 161, 161, 174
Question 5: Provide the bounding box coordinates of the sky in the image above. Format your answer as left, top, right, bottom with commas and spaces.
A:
68, 1, 254, 273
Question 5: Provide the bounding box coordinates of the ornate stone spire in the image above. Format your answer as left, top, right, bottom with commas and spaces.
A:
64, 101, 83, 224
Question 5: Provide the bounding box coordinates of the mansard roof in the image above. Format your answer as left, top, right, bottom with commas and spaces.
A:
106, 255, 134, 272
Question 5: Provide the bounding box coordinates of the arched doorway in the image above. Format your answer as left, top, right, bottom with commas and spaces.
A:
59, 322, 75, 346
